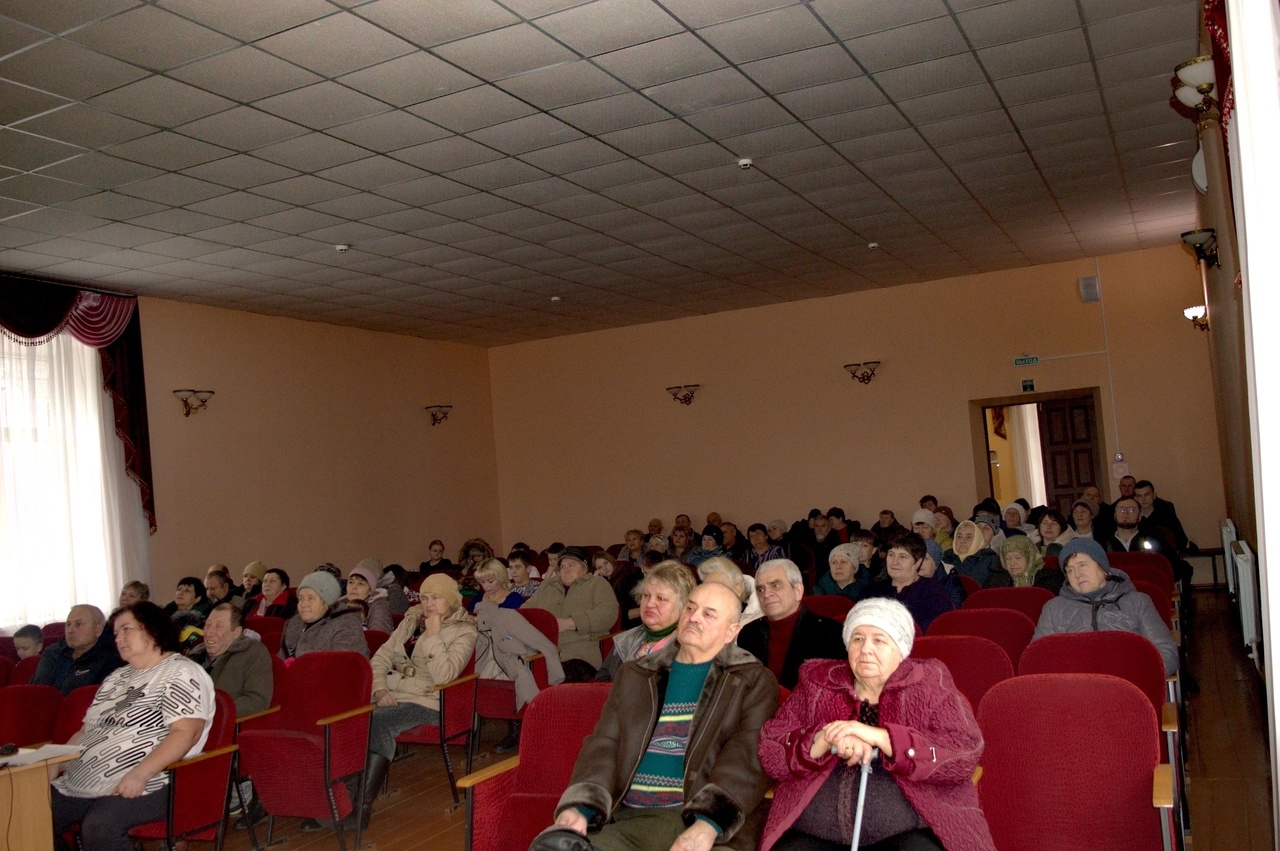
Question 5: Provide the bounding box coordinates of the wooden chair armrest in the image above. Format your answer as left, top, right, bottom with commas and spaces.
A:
1153, 764, 1174, 808
167, 744, 238, 771
315, 704, 375, 727
456, 755, 520, 790
971, 765, 983, 786
1161, 702, 1179, 733
521, 652, 545, 664
235, 706, 280, 727
436, 672, 478, 691
763, 787, 774, 800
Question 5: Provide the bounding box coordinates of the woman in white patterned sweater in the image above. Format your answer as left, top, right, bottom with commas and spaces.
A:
49, 600, 215, 851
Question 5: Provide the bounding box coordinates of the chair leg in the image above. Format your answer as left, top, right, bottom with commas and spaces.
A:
439, 740, 460, 806
327, 782, 348, 851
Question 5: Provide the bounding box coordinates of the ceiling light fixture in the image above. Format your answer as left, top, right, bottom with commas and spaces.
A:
843, 362, 880, 384
666, 385, 699, 405
173, 389, 214, 417
1184, 305, 1209, 331
1181, 228, 1219, 267
424, 404, 453, 426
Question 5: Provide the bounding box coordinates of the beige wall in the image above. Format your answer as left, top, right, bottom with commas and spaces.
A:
140, 298, 500, 595
489, 246, 1227, 552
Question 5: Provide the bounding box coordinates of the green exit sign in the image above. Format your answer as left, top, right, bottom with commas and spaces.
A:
1013, 356, 1039, 366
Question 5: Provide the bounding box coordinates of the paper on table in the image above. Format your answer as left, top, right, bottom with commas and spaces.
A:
0, 743, 82, 767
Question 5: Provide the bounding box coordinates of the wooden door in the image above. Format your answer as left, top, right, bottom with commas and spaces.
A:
1037, 396, 1102, 516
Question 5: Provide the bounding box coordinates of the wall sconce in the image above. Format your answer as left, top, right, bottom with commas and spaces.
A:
173, 389, 214, 417
424, 404, 453, 426
1184, 305, 1209, 331
843, 362, 880, 384
1172, 55, 1217, 113
666, 385, 700, 405
1181, 228, 1219, 267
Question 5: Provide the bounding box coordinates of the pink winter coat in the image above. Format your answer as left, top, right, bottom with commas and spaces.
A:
758, 657, 995, 851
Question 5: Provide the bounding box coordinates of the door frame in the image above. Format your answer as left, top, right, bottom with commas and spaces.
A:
968, 386, 1106, 502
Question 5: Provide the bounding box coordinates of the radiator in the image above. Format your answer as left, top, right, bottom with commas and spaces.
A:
1221, 519, 1238, 597
1232, 539, 1263, 671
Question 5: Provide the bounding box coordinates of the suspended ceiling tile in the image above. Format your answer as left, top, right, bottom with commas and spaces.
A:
537, 0, 684, 56
594, 32, 725, 89
37, 152, 162, 189
256, 13, 416, 77
408, 85, 535, 134
353, 0, 519, 49
810, 0, 948, 40
157, 0, 335, 41
67, 6, 237, 72
255, 83, 393, 131
336, 53, 481, 108
497, 62, 629, 111
116, 173, 232, 206
432, 24, 578, 80
0, 38, 149, 100
845, 17, 968, 73
107, 132, 235, 171
0, 129, 84, 171
0, 0, 140, 36
169, 47, 324, 103
89, 75, 235, 126
697, 6, 833, 64
976, 29, 1091, 79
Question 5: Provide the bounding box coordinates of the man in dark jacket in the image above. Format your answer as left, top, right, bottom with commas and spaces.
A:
192, 603, 273, 716
737, 559, 845, 689
1134, 480, 1190, 551
551, 582, 778, 850
31, 605, 123, 694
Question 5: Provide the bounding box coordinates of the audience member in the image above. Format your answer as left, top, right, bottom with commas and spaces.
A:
645, 533, 668, 555
204, 567, 245, 612
1104, 498, 1169, 555
706, 511, 724, 528
698, 556, 764, 625
246, 568, 297, 620
808, 513, 839, 568
523, 546, 619, 681
13, 623, 44, 659
464, 558, 524, 613
241, 561, 267, 599
746, 522, 785, 572
614, 529, 643, 569
862, 532, 954, 632
191, 603, 273, 716
850, 528, 882, 580
457, 538, 494, 589
813, 543, 870, 602
507, 549, 541, 597
721, 521, 750, 561
1033, 538, 1178, 675
919, 494, 939, 511
688, 524, 728, 567
933, 507, 958, 549
1032, 508, 1075, 556
646, 517, 664, 542
826, 507, 855, 543
944, 520, 999, 586
1134, 480, 1190, 550
119, 581, 150, 607
548, 582, 777, 851
911, 508, 949, 552
279, 572, 369, 660
993, 536, 1064, 595
973, 511, 1006, 552
346, 560, 394, 632
921, 538, 966, 609
49, 602, 215, 851
596, 561, 695, 683
738, 559, 845, 689
163, 577, 212, 624
421, 539, 453, 574
871, 509, 906, 549
596, 551, 643, 630
379, 564, 413, 615
1003, 502, 1035, 536
767, 518, 789, 551
33, 604, 123, 694
758, 597, 994, 851
668, 526, 694, 564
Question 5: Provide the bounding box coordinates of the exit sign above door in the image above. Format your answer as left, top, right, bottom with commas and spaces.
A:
1013, 356, 1039, 366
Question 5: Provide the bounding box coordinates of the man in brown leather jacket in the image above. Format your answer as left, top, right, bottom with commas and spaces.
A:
551, 582, 778, 850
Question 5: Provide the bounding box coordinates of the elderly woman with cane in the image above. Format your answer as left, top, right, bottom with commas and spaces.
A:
757, 598, 995, 851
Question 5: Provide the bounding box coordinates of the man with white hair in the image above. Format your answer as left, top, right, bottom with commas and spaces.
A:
736, 559, 845, 689
32, 604, 123, 694
550, 582, 777, 850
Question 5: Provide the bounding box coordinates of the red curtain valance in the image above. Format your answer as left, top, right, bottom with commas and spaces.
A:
1, 276, 156, 533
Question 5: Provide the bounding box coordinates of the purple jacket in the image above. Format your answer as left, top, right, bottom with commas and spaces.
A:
758, 657, 995, 851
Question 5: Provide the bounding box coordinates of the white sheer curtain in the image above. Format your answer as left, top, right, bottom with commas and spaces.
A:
0, 330, 150, 629
1009, 403, 1048, 508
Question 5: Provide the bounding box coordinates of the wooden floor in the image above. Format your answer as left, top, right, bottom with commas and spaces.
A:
207, 589, 1273, 851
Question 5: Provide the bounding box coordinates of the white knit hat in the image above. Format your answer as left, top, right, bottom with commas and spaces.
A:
842, 597, 915, 658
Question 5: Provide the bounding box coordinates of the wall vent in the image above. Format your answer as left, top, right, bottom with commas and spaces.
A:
1078, 275, 1100, 303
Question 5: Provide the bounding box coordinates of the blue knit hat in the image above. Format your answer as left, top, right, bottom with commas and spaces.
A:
923, 538, 945, 572
1058, 536, 1111, 572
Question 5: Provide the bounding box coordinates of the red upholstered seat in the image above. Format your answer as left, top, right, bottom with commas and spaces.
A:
978, 673, 1173, 850
42, 622, 66, 643
128, 689, 238, 848
364, 629, 390, 656
395, 655, 477, 805
802, 595, 855, 622
461, 683, 612, 851
0, 657, 13, 687
962, 586, 1055, 624
237, 651, 373, 851
9, 655, 38, 685
927, 608, 1036, 668
51, 684, 98, 744
244, 616, 285, 656
606, 543, 624, 558
911, 635, 1013, 713
0, 684, 61, 745
1132, 580, 1175, 630
0, 638, 19, 664
958, 575, 982, 596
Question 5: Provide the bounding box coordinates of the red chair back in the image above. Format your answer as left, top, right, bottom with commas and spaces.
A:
802, 595, 855, 622
0, 684, 62, 745
269, 654, 287, 707
606, 543, 624, 558
927, 608, 1036, 668
364, 630, 391, 656
1131, 580, 1174, 630
244, 616, 285, 656
911, 635, 1013, 712
958, 575, 982, 596
0, 638, 19, 664
0, 657, 13, 686
10, 655, 39, 685
52, 685, 99, 744
42, 622, 66, 643
277, 651, 372, 731
1115, 561, 1175, 599
1019, 632, 1167, 717
978, 674, 1163, 850
962, 586, 1055, 624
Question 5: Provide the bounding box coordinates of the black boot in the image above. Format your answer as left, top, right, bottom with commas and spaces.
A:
342, 752, 392, 831
494, 720, 521, 754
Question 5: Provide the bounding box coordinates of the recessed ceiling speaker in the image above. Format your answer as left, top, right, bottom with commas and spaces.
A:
1078, 275, 1100, 303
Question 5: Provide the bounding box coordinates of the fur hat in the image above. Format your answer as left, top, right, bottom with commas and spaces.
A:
299, 571, 342, 607
911, 509, 936, 529
843, 597, 915, 658
1058, 536, 1111, 573
418, 573, 462, 609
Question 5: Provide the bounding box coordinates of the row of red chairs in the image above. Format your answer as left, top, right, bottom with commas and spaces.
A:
460, 667, 1177, 851
0, 622, 66, 663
